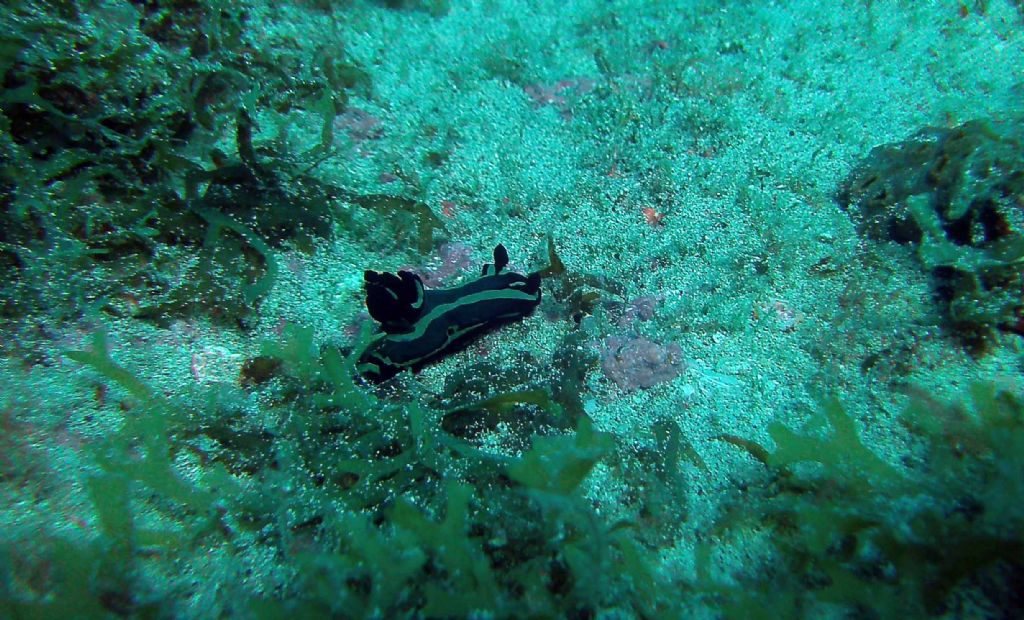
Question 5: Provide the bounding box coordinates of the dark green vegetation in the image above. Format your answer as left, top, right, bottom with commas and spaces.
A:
10, 322, 1022, 617
0, 325, 685, 618
0, 0, 444, 337
714, 388, 1024, 617
840, 117, 1024, 355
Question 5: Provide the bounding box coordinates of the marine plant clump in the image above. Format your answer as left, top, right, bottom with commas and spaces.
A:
1, 318, 682, 617
0, 0, 385, 335
713, 387, 1024, 617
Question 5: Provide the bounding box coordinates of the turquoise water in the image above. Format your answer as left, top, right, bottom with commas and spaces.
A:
2, 1, 1023, 617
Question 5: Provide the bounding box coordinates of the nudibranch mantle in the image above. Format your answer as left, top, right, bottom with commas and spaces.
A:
357, 244, 542, 382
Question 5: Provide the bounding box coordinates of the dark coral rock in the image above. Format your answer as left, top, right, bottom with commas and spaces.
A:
839, 120, 1023, 247
840, 118, 1024, 353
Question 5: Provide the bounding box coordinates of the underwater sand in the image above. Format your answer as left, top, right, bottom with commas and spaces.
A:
2, 1, 1024, 618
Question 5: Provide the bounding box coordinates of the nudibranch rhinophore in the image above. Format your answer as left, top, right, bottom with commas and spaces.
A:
357, 244, 542, 382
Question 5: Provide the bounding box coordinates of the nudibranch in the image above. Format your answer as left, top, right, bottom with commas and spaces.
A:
357, 244, 542, 382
